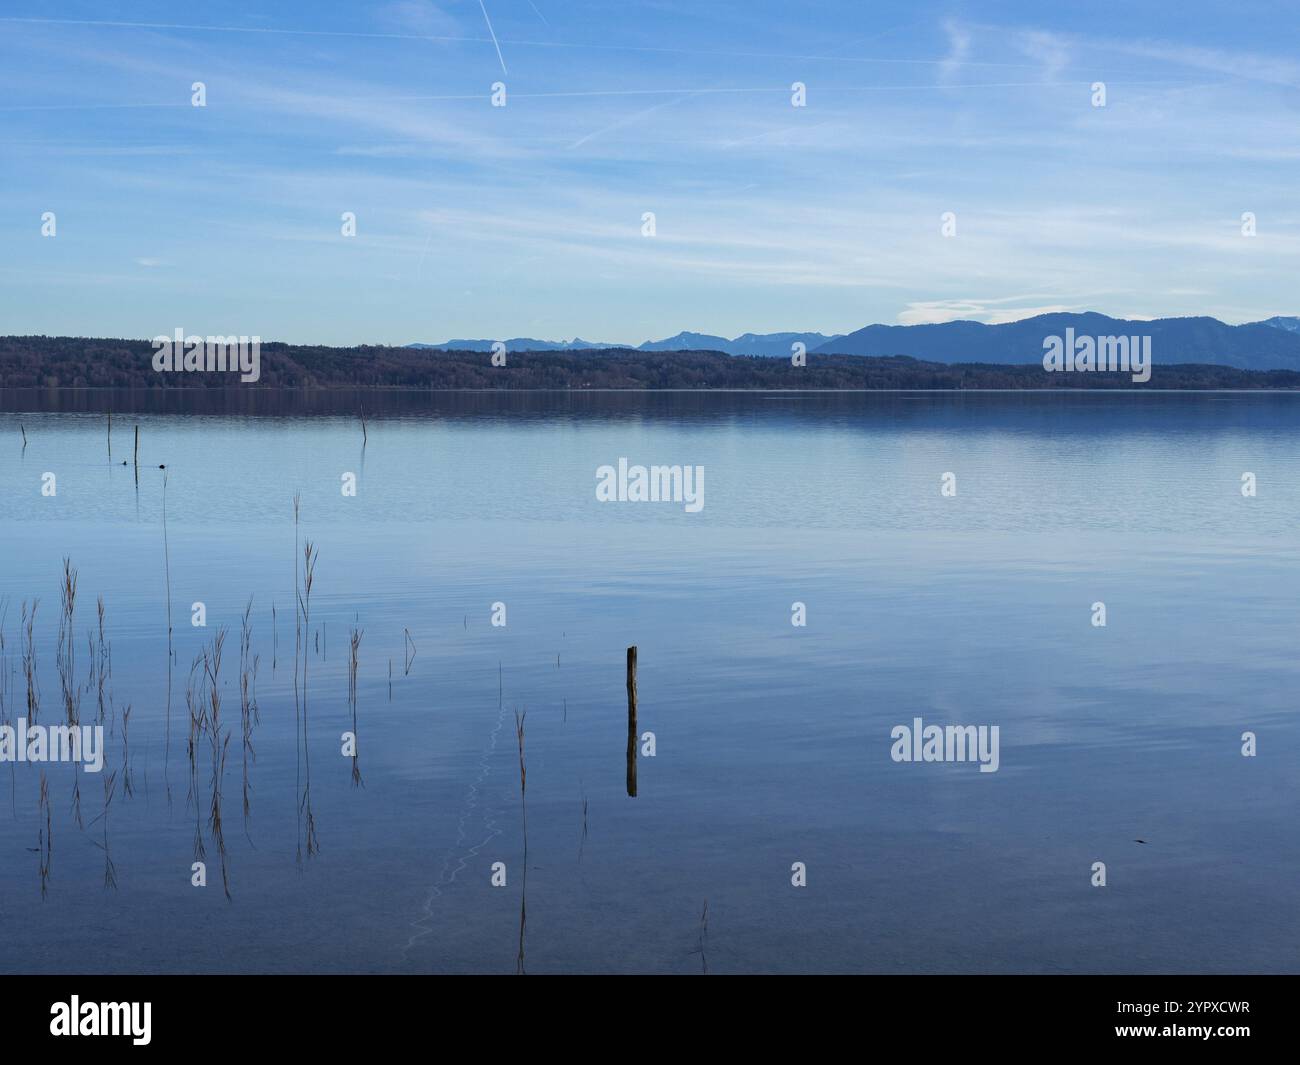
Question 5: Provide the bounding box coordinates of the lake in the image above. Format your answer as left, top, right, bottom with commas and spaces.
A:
1, 390, 1297, 973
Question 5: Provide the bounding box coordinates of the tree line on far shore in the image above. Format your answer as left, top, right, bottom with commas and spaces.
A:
3, 336, 1299, 391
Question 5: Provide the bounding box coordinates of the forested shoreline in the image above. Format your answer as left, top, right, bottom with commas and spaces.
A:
3, 336, 1299, 391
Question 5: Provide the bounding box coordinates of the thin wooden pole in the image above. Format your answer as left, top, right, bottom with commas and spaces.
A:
626, 645, 638, 798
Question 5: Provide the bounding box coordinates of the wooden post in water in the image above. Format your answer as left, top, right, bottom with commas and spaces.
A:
626, 645, 638, 797
133, 425, 139, 467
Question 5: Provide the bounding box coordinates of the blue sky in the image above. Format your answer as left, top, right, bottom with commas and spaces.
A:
1, 1, 1297, 345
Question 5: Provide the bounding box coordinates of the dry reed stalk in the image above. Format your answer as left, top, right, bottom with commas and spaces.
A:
203, 630, 232, 899
239, 598, 259, 831
162, 471, 174, 802
578, 782, 588, 863
92, 770, 118, 890
626, 645, 638, 798
37, 770, 51, 898
21, 599, 38, 724
0, 598, 13, 815
293, 494, 302, 861
299, 541, 319, 858
120, 704, 134, 800
695, 900, 709, 974
94, 596, 110, 729
404, 629, 416, 675
57, 560, 83, 828
514, 708, 527, 851
348, 625, 363, 786
515, 709, 528, 977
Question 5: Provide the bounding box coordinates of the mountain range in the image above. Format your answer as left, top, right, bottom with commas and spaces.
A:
409, 331, 840, 357
409, 315, 1300, 370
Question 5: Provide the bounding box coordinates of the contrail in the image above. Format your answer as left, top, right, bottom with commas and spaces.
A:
570, 93, 695, 149
477, 1, 507, 76
0, 15, 485, 43
0, 16, 1155, 74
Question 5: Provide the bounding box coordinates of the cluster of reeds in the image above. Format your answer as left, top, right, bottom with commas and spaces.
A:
0, 483, 421, 900
181, 632, 233, 897
0, 485, 464, 904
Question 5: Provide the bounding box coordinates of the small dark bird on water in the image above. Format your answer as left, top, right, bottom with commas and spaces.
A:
158, 464, 166, 469
1134, 839, 1147, 844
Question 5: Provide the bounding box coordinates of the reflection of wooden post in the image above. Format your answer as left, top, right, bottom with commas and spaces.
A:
626, 646, 638, 798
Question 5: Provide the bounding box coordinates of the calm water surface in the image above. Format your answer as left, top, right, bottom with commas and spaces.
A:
0, 392, 1297, 973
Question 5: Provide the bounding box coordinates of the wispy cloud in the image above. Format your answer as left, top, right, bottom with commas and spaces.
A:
898, 298, 1080, 326
1110, 39, 1300, 88
939, 19, 972, 82
1014, 30, 1070, 80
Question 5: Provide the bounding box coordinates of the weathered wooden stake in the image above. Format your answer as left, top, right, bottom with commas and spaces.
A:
626, 645, 638, 797
133, 425, 139, 466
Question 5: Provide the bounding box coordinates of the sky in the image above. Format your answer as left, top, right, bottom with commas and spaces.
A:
0, 1, 1297, 346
